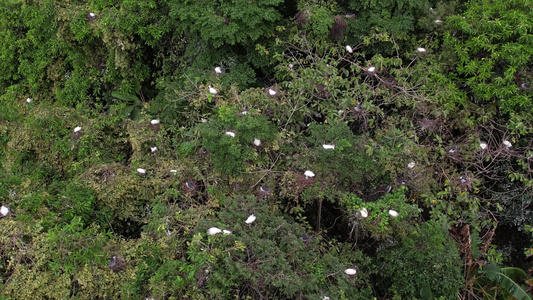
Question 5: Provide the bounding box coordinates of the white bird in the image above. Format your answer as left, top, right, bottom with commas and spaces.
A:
259, 186, 270, 193
268, 88, 277, 96
170, 169, 177, 173
346, 45, 353, 53
388, 210, 399, 217
245, 214, 256, 224
359, 208, 368, 218
207, 227, 222, 235
214, 67, 222, 74
136, 168, 146, 174
223, 230, 231, 235
241, 111, 248, 115
304, 170, 315, 179
435, 19, 443, 23
288, 63, 294, 68
151, 119, 160, 125
503, 140, 512, 148
225, 131, 235, 137
0, 206, 9, 216
185, 181, 195, 190
209, 85, 217, 95
73, 126, 82, 133
89, 12, 96, 17
253, 138, 261, 146
479, 142, 488, 150
367, 66, 376, 72
150, 147, 158, 152
26, 98, 32, 103
417, 47, 427, 52
322, 144, 335, 150
323, 297, 331, 300
407, 161, 416, 169
345, 268, 357, 275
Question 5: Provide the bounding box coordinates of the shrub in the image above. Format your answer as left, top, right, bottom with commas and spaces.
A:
376, 220, 463, 299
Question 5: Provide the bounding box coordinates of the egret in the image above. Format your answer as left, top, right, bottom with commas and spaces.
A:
89, 12, 95, 17
253, 138, 261, 147
448, 146, 458, 153
150, 119, 160, 131
0, 206, 9, 216
245, 214, 256, 224
170, 169, 177, 173
407, 161, 416, 169
304, 170, 315, 179
300, 234, 312, 245
345, 268, 357, 275
268, 88, 277, 96
207, 227, 222, 235
345, 45, 353, 53
185, 182, 195, 190
322, 144, 335, 150
108, 255, 117, 268
503, 140, 512, 148
225, 131, 235, 137
479, 142, 488, 150
150, 147, 158, 153
214, 67, 222, 74
435, 19, 443, 23
345, 12, 356, 19
359, 207, 368, 218
417, 47, 427, 52
26, 98, 32, 103
388, 210, 399, 217
209, 85, 217, 95
137, 168, 146, 174
223, 230, 231, 235
367, 66, 376, 72
74, 126, 82, 133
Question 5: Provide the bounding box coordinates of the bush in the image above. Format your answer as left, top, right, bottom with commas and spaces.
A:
376, 220, 463, 299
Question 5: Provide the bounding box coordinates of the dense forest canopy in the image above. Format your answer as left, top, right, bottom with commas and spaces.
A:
0, 0, 532, 298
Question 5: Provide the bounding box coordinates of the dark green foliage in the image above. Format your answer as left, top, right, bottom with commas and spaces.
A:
377, 220, 463, 299
301, 123, 384, 192
197, 106, 277, 176
1, 0, 533, 298
444, 0, 533, 115
478, 264, 532, 300
194, 196, 373, 299
169, 0, 284, 48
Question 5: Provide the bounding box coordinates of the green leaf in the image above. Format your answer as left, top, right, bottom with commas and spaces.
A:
111, 91, 139, 103
480, 264, 531, 300
420, 284, 433, 300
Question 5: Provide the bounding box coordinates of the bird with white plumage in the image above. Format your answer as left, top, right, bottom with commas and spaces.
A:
245, 214, 256, 224
207, 227, 222, 235
345, 45, 353, 53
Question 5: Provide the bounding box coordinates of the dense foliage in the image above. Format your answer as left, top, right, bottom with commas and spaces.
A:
1, 0, 532, 298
